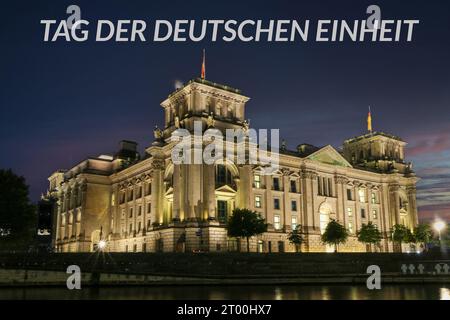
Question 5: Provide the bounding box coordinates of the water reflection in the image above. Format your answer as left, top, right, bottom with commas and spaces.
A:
0, 285, 448, 300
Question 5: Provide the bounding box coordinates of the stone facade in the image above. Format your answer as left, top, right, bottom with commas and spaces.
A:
45, 78, 419, 253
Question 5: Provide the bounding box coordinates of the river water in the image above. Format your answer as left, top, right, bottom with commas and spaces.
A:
0, 284, 449, 300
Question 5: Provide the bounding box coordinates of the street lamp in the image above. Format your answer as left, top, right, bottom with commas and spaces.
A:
433, 220, 446, 241
98, 240, 107, 251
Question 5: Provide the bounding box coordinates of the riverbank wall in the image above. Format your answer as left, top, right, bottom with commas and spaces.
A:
0, 253, 449, 286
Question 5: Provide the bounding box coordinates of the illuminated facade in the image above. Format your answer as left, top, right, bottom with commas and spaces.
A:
46, 78, 419, 253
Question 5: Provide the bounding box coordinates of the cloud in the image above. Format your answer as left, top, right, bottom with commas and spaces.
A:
406, 127, 450, 157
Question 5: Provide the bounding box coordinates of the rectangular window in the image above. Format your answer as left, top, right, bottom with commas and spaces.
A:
137, 186, 142, 198
290, 180, 297, 193
128, 189, 134, 202
327, 178, 333, 196
129, 224, 132, 234
255, 195, 262, 208
138, 221, 141, 232
359, 189, 366, 203
120, 192, 125, 204
133, 244, 137, 252
372, 209, 378, 220
274, 198, 280, 210
142, 243, 147, 252
347, 188, 353, 201
291, 216, 298, 230
273, 177, 280, 191
138, 206, 142, 216
147, 203, 151, 213
274, 215, 281, 230
217, 200, 228, 223
146, 183, 152, 196
361, 208, 366, 219
147, 219, 151, 230
129, 208, 133, 218
371, 192, 377, 204
347, 207, 353, 217
291, 200, 297, 211
317, 177, 323, 195
318, 177, 333, 196
254, 175, 261, 188
348, 222, 354, 234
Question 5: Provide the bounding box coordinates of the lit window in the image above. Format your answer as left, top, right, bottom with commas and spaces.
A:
111, 194, 116, 206
254, 175, 261, 188
371, 192, 377, 204
347, 188, 353, 200
347, 207, 353, 217
255, 195, 262, 208
291, 200, 297, 211
348, 222, 354, 234
291, 216, 298, 230
372, 209, 378, 220
274, 215, 281, 230
359, 188, 366, 203
274, 198, 280, 210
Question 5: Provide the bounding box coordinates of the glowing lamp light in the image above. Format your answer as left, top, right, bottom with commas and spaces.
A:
98, 240, 107, 250
433, 220, 446, 233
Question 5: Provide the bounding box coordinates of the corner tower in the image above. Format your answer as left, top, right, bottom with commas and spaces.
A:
159, 78, 250, 137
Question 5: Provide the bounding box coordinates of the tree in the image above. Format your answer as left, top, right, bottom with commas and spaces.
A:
321, 219, 348, 253
0, 169, 36, 250
391, 224, 413, 252
357, 222, 382, 252
227, 208, 267, 252
413, 223, 432, 251
288, 225, 304, 253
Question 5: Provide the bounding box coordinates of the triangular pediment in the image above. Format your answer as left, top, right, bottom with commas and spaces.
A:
215, 185, 236, 193
306, 145, 352, 168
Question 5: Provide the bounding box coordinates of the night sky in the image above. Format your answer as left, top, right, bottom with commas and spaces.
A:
1, 0, 449, 222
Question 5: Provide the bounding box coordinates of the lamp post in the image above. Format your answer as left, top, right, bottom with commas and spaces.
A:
433, 220, 446, 242
433, 220, 446, 254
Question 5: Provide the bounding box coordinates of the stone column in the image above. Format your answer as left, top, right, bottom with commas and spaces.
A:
188, 164, 201, 220
238, 165, 252, 209
282, 169, 291, 231
205, 164, 216, 220
335, 175, 348, 225
172, 164, 181, 221
353, 181, 360, 231
407, 185, 418, 227
367, 184, 373, 223
301, 170, 317, 232
389, 184, 401, 226
151, 159, 165, 225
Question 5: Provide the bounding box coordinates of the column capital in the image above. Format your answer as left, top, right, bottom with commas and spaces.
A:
151, 159, 165, 170
300, 170, 317, 179
335, 175, 349, 184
